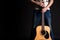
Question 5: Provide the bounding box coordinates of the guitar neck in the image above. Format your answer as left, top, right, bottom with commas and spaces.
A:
42, 13, 45, 30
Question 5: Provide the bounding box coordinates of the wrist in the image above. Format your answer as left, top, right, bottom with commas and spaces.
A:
45, 7, 49, 10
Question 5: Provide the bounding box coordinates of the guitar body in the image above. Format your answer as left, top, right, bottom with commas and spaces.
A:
34, 25, 52, 40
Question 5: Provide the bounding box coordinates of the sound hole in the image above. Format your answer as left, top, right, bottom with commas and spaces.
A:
41, 30, 49, 39
41, 30, 45, 35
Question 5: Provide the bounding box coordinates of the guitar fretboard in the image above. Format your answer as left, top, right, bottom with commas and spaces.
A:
42, 13, 45, 30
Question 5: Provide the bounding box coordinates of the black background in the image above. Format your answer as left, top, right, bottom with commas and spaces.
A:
0, 0, 60, 40
16, 0, 60, 40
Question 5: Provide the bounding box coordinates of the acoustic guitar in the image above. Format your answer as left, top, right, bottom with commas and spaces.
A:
34, 12, 52, 40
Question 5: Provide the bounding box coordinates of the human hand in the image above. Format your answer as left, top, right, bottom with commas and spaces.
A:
40, 2, 45, 7
41, 7, 48, 13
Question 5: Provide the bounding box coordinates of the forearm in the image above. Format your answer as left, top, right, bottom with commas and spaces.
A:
31, 0, 40, 6
46, 0, 54, 8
